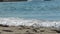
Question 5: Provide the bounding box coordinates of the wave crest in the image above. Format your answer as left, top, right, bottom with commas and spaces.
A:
0, 17, 60, 28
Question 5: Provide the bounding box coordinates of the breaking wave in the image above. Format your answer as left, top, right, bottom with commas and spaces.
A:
0, 17, 60, 28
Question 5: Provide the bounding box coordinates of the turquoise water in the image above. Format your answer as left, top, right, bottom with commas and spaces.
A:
0, 0, 60, 20
0, 0, 60, 27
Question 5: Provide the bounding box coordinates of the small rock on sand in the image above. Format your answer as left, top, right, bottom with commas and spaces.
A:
2, 30, 13, 32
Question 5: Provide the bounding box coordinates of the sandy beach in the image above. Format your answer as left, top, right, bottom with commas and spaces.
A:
0, 25, 59, 34
0, 0, 60, 34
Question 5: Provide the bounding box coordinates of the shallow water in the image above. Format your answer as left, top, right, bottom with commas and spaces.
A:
0, 0, 60, 20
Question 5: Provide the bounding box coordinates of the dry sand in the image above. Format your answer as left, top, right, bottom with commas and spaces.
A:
0, 25, 59, 34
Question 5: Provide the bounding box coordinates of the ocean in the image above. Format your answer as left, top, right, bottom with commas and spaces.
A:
0, 0, 60, 28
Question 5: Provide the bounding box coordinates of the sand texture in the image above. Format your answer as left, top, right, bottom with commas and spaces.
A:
0, 25, 60, 34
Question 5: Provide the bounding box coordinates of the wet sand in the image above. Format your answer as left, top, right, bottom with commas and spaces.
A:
0, 25, 59, 34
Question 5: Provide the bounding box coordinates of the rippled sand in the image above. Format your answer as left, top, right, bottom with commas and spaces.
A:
0, 25, 59, 34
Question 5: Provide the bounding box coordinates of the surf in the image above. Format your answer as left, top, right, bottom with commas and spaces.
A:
0, 17, 60, 28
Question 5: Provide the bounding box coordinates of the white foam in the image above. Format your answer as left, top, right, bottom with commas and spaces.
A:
0, 17, 60, 28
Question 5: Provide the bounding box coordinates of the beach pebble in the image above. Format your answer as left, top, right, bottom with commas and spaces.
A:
24, 32, 35, 34
2, 30, 13, 32
0, 24, 9, 27
32, 29, 38, 32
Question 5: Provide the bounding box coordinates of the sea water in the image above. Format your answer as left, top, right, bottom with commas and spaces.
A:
0, 0, 60, 28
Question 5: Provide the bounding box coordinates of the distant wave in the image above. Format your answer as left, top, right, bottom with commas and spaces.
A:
27, 0, 45, 2
0, 17, 60, 28
27, 0, 60, 2
28, 0, 32, 2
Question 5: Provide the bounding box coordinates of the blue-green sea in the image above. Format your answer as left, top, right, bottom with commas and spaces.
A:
0, 0, 60, 27
0, 0, 60, 20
